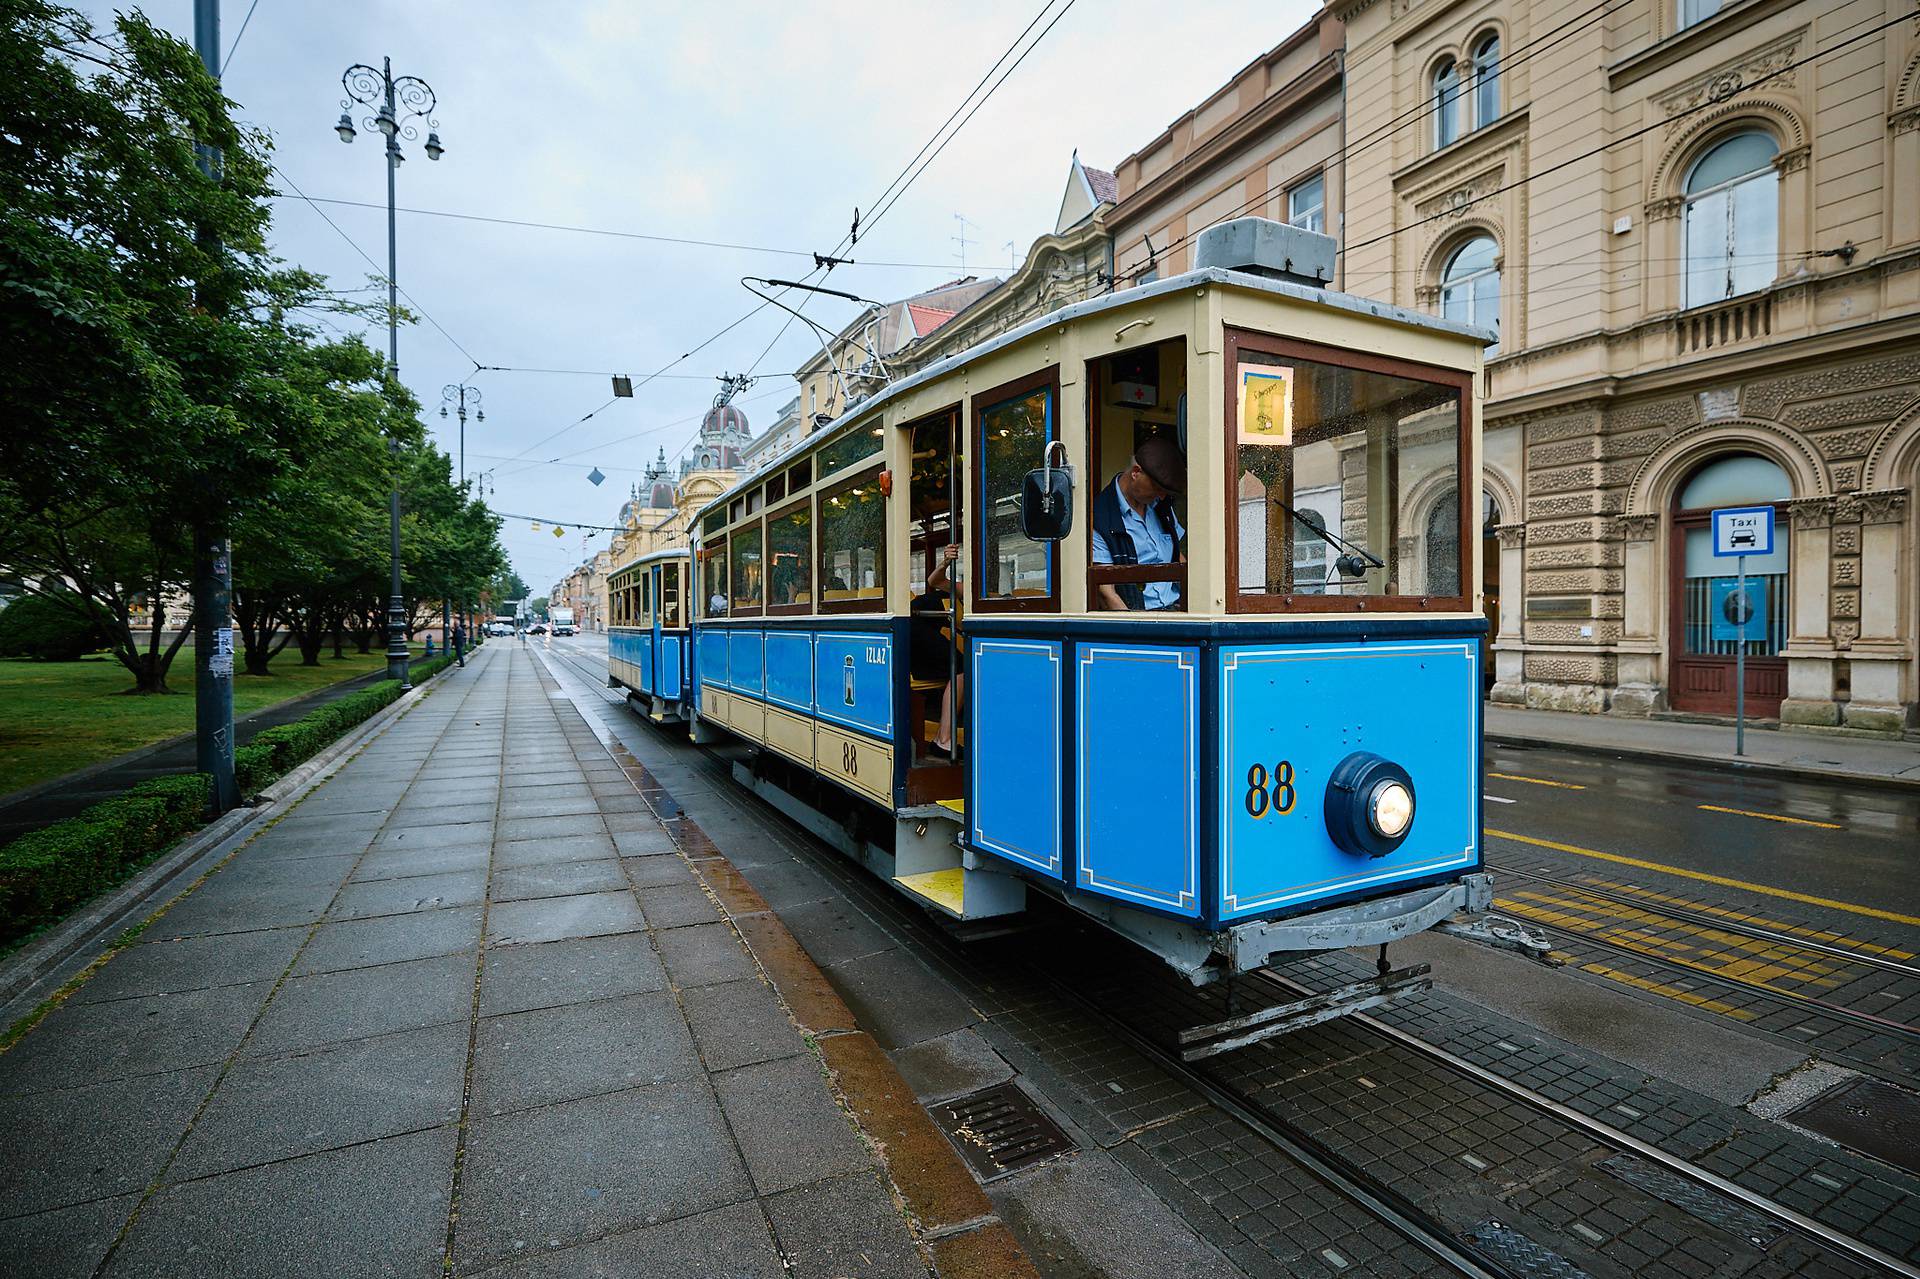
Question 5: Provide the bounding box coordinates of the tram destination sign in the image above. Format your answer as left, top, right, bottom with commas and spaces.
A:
1710, 505, 1774, 558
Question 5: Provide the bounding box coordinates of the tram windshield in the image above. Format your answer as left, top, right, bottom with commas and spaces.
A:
1227, 332, 1469, 610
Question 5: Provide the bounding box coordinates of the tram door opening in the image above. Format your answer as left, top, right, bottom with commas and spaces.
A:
906, 408, 964, 799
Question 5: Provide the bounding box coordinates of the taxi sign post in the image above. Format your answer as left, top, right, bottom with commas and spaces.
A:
1711, 506, 1776, 756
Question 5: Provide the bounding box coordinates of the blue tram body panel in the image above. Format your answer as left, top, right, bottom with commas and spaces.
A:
1076, 644, 1201, 916
764, 631, 814, 714
728, 631, 765, 697
697, 629, 729, 689
813, 632, 892, 740
660, 634, 684, 701
970, 639, 1063, 879
638, 632, 655, 695
1216, 639, 1480, 922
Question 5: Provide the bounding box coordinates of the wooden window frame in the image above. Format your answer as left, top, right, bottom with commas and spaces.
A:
663, 561, 684, 629
729, 522, 765, 618
970, 364, 1062, 615
765, 495, 816, 617
816, 462, 888, 614
1087, 343, 1188, 614
1222, 327, 1473, 615
696, 542, 728, 620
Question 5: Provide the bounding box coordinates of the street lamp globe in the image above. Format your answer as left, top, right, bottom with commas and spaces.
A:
476, 408, 485, 422
439, 404, 448, 418
335, 112, 356, 143
424, 131, 445, 162
375, 104, 398, 137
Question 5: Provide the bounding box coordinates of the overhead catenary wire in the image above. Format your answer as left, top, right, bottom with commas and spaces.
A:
220, 0, 261, 74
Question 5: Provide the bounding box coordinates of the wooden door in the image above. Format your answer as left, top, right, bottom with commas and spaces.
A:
1667, 506, 1787, 716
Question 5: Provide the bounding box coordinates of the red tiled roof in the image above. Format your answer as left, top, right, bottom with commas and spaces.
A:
907, 303, 958, 337
1083, 164, 1117, 204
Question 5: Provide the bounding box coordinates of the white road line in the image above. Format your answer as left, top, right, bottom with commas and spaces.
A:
1484, 794, 1517, 804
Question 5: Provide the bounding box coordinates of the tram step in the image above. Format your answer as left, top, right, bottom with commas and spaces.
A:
892, 865, 1026, 921
895, 869, 966, 915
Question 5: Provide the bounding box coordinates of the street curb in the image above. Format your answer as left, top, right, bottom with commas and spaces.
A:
0, 646, 487, 1025
535, 646, 1042, 1279
1487, 731, 1920, 793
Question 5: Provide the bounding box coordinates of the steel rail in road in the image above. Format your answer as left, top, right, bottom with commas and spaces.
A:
1488, 861, 1920, 981
1261, 970, 1920, 1279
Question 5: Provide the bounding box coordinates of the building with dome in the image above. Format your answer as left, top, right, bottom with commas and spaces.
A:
601, 385, 754, 592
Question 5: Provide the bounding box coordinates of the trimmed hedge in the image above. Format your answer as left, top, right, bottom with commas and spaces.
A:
0, 652, 465, 951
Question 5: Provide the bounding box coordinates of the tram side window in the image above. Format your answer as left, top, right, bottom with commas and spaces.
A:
1228, 335, 1467, 609
699, 544, 727, 618
730, 523, 764, 615
639, 574, 651, 627
819, 467, 886, 610
662, 562, 683, 628
768, 500, 814, 610
1088, 339, 1188, 612
974, 369, 1058, 609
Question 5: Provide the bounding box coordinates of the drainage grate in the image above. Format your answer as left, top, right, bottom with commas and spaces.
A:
1787, 1077, 1920, 1177
1464, 1220, 1593, 1279
930, 1082, 1076, 1181
1600, 1155, 1783, 1248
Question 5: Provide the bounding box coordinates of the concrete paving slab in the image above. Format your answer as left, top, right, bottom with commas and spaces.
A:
635, 881, 721, 930
454, 1081, 754, 1271
499, 781, 593, 800
269, 811, 386, 838
212, 852, 360, 889
239, 829, 377, 862
714, 1053, 873, 1196
778, 898, 899, 968
295, 905, 483, 975
611, 826, 676, 856
465, 1200, 785, 1279
824, 948, 979, 1052
389, 800, 496, 828
245, 952, 473, 1057
0, 1065, 215, 1217
620, 853, 694, 888
479, 933, 668, 1017
490, 859, 628, 902
150, 879, 338, 936
762, 1171, 927, 1279
472, 990, 703, 1116
486, 891, 646, 948
738, 857, 835, 910
0, 982, 266, 1093
105, 1124, 456, 1279
0, 1192, 136, 1279
655, 922, 758, 988
352, 841, 491, 881
680, 978, 805, 1072
493, 832, 619, 867
593, 793, 654, 814
497, 813, 605, 842
328, 868, 487, 920
74, 928, 303, 1005
602, 809, 666, 834
288, 784, 410, 817
990, 1147, 1245, 1279
369, 820, 497, 853
889, 1028, 1016, 1103
498, 793, 600, 818
172, 1020, 469, 1179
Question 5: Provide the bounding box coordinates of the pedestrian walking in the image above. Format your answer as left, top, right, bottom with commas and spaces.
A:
451, 621, 466, 668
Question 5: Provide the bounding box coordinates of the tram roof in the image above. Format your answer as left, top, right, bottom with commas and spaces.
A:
609, 546, 690, 578
695, 266, 1497, 522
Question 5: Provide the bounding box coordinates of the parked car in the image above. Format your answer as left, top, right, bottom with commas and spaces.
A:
528, 622, 548, 634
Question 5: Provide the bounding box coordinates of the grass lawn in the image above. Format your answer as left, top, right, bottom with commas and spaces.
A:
0, 644, 429, 797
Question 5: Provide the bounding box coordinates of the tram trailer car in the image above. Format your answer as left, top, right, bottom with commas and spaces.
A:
607, 549, 694, 723
663, 219, 1548, 1045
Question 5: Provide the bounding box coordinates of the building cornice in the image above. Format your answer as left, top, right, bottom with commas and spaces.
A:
1606, 0, 1802, 92
1110, 55, 1342, 229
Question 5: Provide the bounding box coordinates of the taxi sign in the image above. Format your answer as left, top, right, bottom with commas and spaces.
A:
1711, 505, 1774, 557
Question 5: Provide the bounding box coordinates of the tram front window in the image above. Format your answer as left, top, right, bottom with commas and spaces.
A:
1228, 334, 1469, 610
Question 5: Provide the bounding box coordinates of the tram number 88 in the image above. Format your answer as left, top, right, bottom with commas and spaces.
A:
1244, 761, 1296, 819
841, 741, 859, 777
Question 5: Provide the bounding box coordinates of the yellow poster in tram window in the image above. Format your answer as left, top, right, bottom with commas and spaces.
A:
1237, 365, 1292, 447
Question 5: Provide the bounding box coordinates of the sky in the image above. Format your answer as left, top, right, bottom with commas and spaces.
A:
77, 0, 1318, 595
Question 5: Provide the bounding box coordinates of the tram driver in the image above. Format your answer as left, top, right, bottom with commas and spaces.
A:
1091, 435, 1186, 611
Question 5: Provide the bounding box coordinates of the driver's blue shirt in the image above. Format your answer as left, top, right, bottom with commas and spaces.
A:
1091, 481, 1184, 610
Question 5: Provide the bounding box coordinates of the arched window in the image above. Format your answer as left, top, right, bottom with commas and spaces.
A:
1472, 35, 1501, 128
1434, 59, 1463, 148
1683, 131, 1779, 308
1441, 235, 1500, 351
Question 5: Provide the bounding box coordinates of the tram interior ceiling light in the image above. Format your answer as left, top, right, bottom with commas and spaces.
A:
1324, 752, 1416, 859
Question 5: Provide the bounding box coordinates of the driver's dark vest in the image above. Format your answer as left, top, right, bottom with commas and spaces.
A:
1092, 479, 1177, 610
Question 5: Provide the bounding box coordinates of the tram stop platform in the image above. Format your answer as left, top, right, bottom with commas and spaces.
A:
0, 643, 1034, 1279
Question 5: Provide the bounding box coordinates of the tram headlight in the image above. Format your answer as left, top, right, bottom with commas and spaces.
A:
1324, 752, 1416, 859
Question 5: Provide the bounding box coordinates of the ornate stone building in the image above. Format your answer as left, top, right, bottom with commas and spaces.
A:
1334, 0, 1920, 731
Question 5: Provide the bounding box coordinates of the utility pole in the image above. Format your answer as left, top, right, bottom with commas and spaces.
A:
192, 0, 238, 815
439, 383, 481, 647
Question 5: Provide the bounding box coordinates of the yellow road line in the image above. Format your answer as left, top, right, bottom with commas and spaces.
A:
1698, 804, 1843, 830
1488, 829, 1920, 927
1487, 772, 1586, 790
1585, 877, 1918, 959
1576, 960, 1757, 1019
1510, 888, 1849, 978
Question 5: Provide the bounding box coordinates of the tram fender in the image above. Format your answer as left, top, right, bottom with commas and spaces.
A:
1226, 875, 1489, 972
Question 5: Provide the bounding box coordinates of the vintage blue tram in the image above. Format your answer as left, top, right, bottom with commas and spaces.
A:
617, 219, 1546, 1043
606, 548, 693, 722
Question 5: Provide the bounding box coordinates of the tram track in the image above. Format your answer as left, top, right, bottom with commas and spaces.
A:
543, 641, 1920, 1278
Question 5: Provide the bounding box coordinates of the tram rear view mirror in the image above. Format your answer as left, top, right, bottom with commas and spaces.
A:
1021, 442, 1074, 542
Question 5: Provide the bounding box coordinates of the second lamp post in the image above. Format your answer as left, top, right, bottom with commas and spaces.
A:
336, 57, 445, 688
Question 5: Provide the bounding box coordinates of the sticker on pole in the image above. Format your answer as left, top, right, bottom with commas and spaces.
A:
1711, 577, 1768, 641
1711, 506, 1774, 557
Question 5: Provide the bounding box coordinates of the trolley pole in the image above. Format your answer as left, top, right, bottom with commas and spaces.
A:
192, 0, 238, 816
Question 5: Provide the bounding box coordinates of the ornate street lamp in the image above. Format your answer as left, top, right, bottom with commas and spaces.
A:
336, 58, 444, 689
440, 383, 482, 640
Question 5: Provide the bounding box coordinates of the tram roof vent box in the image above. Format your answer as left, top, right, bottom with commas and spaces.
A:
1192, 217, 1335, 287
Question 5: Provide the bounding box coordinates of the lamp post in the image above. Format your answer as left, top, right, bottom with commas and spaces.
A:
336, 58, 445, 689
440, 383, 481, 643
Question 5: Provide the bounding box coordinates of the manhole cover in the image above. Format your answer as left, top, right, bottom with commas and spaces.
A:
1787, 1077, 1920, 1176
930, 1082, 1075, 1181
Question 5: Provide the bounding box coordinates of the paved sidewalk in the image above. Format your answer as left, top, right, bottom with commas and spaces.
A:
0, 642, 928, 1278
1486, 703, 1920, 788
